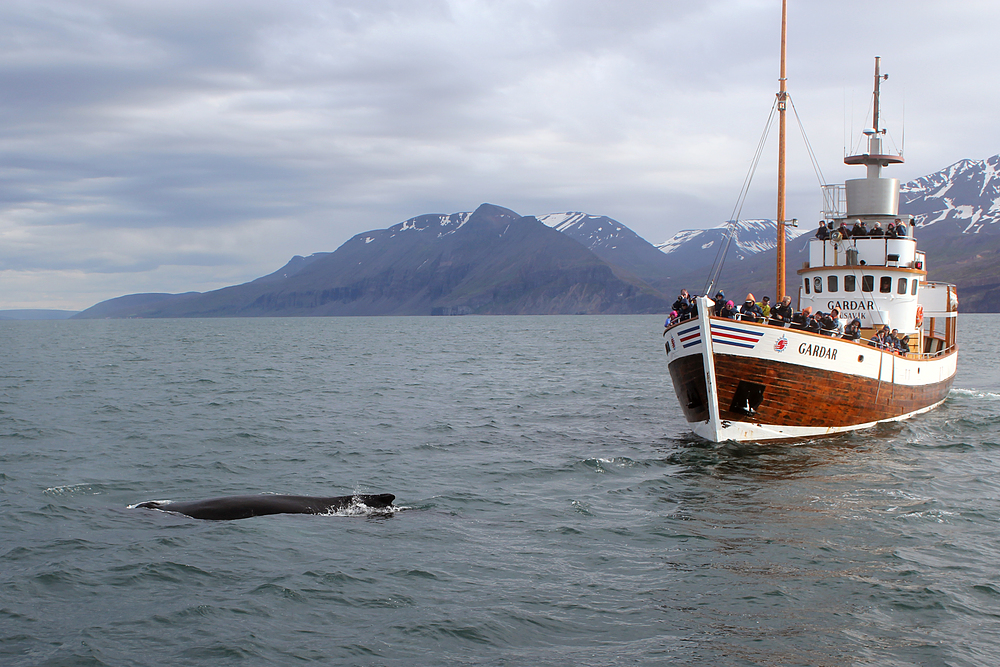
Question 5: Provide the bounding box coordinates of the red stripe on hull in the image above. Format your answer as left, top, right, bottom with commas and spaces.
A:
713, 332, 759, 343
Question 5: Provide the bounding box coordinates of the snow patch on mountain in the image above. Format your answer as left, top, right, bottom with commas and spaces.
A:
655, 219, 809, 257
390, 212, 473, 237
656, 229, 703, 254
900, 154, 1000, 233
537, 212, 633, 248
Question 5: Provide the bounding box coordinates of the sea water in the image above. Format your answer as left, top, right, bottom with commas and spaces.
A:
1, 315, 998, 666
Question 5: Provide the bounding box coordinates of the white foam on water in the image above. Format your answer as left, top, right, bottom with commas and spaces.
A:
951, 388, 1000, 400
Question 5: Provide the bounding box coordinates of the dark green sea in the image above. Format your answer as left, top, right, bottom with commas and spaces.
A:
2, 315, 998, 666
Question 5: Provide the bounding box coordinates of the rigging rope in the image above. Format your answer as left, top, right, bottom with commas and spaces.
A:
704, 98, 778, 296
788, 95, 826, 187
703, 93, 829, 298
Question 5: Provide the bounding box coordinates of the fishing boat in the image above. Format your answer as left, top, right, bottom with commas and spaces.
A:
663, 2, 958, 442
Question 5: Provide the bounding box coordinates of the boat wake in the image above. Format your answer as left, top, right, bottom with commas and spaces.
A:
951, 388, 1000, 401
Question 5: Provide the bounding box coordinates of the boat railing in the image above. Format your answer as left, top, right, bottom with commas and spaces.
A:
864, 342, 954, 358
821, 184, 847, 219
689, 314, 957, 357
807, 235, 919, 269
908, 347, 956, 359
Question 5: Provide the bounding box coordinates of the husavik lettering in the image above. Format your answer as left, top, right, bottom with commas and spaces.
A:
797, 342, 838, 360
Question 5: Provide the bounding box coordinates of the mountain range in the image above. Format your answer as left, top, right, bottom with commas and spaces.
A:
74, 154, 1000, 318
896, 155, 1000, 310
77, 204, 671, 318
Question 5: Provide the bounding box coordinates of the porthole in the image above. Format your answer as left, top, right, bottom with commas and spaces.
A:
858, 355, 864, 362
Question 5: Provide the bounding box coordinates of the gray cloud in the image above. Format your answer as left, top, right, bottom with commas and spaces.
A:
2, 0, 999, 308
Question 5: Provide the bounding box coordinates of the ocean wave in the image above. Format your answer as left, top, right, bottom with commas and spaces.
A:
580, 456, 645, 473
951, 388, 1000, 400
6, 316, 1000, 667
45, 484, 107, 496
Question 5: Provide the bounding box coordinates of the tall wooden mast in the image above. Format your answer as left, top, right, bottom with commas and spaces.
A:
775, 0, 788, 301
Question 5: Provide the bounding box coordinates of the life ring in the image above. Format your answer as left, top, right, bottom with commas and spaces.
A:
915, 305, 924, 328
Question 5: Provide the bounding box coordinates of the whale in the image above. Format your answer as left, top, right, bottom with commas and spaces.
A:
134, 493, 395, 520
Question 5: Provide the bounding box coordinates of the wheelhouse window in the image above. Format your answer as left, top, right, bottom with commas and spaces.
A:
897, 277, 908, 294
828, 275, 839, 292
844, 275, 856, 292
862, 275, 874, 292
911, 279, 918, 295
880, 276, 892, 293
804, 277, 810, 294
813, 277, 823, 293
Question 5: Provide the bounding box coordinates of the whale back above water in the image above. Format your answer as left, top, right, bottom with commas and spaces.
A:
134, 493, 396, 520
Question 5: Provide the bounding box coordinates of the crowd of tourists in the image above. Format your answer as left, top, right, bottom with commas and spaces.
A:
869, 325, 911, 355
815, 218, 914, 241
666, 289, 911, 354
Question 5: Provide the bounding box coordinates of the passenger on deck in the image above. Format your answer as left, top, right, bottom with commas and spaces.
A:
830, 308, 844, 334
759, 296, 771, 319
805, 311, 822, 333
818, 311, 837, 336
885, 222, 898, 238
869, 221, 885, 237
720, 300, 738, 319
837, 221, 852, 239
899, 334, 911, 355
740, 294, 764, 323
870, 325, 891, 349
890, 328, 905, 355
895, 218, 909, 237
713, 291, 726, 316
842, 318, 862, 341
672, 289, 690, 317
815, 220, 829, 240
790, 306, 812, 330
770, 296, 793, 325
851, 220, 866, 237
819, 308, 843, 336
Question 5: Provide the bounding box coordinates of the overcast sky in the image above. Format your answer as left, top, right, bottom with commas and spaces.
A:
3, 0, 999, 310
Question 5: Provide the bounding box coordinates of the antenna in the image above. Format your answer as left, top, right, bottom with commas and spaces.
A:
843, 87, 847, 158
901, 89, 906, 157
